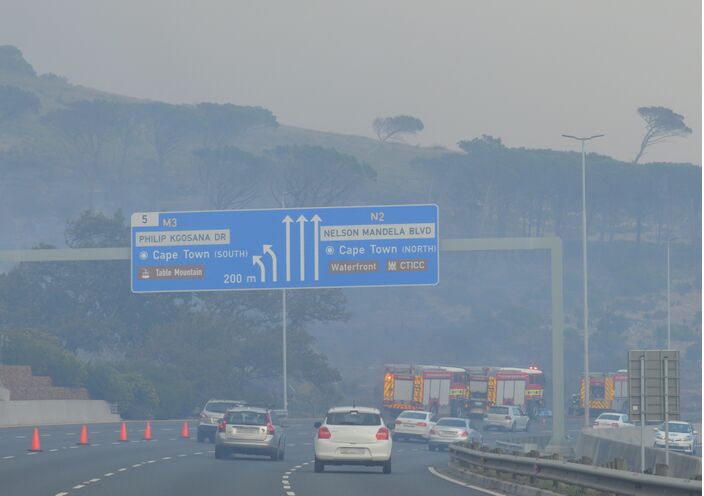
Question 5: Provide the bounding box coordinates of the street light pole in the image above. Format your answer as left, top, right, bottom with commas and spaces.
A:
667, 237, 672, 350
562, 133, 604, 427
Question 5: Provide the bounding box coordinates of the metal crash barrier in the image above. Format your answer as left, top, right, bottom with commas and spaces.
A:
449, 443, 702, 496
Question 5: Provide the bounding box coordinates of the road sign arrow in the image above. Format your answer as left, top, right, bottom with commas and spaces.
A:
252, 255, 266, 283
282, 216, 293, 281
311, 214, 322, 281
297, 215, 307, 281
263, 244, 278, 282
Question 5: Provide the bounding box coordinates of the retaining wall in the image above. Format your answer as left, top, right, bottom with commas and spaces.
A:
576, 427, 701, 479
0, 400, 120, 427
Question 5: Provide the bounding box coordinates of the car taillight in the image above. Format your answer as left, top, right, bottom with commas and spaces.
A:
317, 426, 332, 439
267, 422, 275, 435
376, 427, 390, 441
416, 422, 428, 427
430, 428, 437, 435
460, 431, 469, 437
218, 420, 226, 432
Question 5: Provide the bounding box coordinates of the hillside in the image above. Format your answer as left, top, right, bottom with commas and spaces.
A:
0, 46, 700, 418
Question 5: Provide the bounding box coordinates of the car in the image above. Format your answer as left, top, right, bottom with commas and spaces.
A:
197, 399, 248, 442
483, 405, 530, 432
428, 417, 481, 451
653, 421, 698, 455
313, 406, 392, 474
392, 410, 434, 441
214, 406, 286, 460
592, 412, 634, 429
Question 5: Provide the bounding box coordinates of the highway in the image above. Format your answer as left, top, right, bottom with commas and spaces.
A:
0, 419, 490, 496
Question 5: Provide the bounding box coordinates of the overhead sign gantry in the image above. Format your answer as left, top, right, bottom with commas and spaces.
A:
130, 204, 439, 292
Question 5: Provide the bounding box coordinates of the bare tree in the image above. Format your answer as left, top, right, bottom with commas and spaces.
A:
633, 106, 692, 163
372, 115, 424, 143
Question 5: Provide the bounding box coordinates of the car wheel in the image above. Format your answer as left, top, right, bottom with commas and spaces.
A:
314, 459, 324, 473
270, 446, 280, 461
197, 431, 205, 443
511, 422, 516, 432
214, 445, 227, 460
383, 460, 392, 474
279, 449, 285, 460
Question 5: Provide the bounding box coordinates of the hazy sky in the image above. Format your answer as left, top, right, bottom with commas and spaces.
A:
1, 0, 701, 164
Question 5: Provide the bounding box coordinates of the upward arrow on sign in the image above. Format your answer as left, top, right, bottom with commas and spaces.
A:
297, 215, 307, 281
282, 216, 293, 282
311, 214, 322, 281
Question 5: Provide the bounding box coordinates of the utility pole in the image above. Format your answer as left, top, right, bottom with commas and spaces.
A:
561, 133, 604, 427
282, 194, 288, 414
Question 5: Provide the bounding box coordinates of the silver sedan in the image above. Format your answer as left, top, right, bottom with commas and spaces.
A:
428, 417, 481, 451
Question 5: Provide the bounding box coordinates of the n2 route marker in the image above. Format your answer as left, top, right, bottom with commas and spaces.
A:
130, 204, 439, 293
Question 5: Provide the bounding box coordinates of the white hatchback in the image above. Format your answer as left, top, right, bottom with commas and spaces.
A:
393, 410, 434, 441
592, 412, 633, 429
313, 406, 392, 474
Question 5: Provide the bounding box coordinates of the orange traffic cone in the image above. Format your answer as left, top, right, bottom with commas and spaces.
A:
143, 421, 152, 441
29, 427, 42, 452
119, 421, 128, 442
78, 424, 89, 445
180, 421, 189, 439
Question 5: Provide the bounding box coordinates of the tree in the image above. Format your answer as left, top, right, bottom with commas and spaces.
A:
0, 85, 39, 121
633, 106, 692, 163
268, 145, 376, 207
193, 146, 272, 209
372, 115, 424, 143
195, 103, 277, 148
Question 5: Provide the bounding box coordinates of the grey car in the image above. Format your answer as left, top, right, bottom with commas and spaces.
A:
428, 417, 481, 451
214, 407, 286, 460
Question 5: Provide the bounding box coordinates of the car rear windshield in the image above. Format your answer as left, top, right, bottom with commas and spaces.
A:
206, 402, 241, 413
225, 411, 268, 426
598, 414, 621, 421
326, 412, 381, 426
489, 406, 509, 414
436, 419, 466, 428
662, 423, 691, 433
398, 412, 427, 420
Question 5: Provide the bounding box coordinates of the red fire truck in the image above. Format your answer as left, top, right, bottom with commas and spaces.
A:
489, 366, 545, 418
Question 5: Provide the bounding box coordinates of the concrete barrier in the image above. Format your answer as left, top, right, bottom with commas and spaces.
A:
0, 400, 120, 427
576, 427, 701, 479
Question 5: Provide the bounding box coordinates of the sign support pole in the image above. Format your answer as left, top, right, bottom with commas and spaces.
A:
640, 354, 646, 473
664, 356, 669, 469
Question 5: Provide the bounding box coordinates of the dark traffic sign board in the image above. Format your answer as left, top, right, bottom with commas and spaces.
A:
131, 204, 439, 293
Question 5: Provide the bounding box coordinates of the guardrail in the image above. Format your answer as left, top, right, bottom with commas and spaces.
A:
449, 443, 702, 496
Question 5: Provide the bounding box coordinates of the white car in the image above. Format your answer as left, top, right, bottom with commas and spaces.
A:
197, 399, 248, 442
483, 405, 530, 432
592, 412, 634, 429
428, 417, 481, 451
313, 406, 392, 474
392, 410, 434, 441
653, 421, 697, 455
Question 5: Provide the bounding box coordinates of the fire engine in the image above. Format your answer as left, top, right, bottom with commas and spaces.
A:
488, 366, 545, 418
569, 370, 629, 415
465, 366, 500, 418
383, 364, 469, 417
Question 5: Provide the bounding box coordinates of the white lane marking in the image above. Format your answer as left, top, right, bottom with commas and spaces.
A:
93, 443, 102, 447
3, 456, 15, 459
302, 462, 309, 465
90, 478, 100, 482
288, 443, 296, 447
15, 436, 26, 439
43, 434, 52, 437
146, 460, 156, 463
177, 454, 187, 457
55, 492, 69, 496
294, 465, 302, 469
26, 452, 37, 456
397, 449, 405, 452
428, 466, 506, 496
286, 492, 295, 496
283, 486, 291, 490
104, 473, 114, 477
162, 456, 172, 460
194, 452, 203, 455
93, 431, 102, 434
50, 449, 59, 452
112, 442, 120, 445
118, 468, 127, 472
132, 463, 142, 467
282, 475, 289, 479
73, 484, 84, 489
285, 471, 292, 474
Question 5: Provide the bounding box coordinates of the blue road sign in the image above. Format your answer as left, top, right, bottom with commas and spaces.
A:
130, 204, 439, 293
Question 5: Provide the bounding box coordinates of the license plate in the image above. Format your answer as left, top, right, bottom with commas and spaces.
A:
404, 423, 416, 428
440, 431, 455, 437
340, 447, 364, 455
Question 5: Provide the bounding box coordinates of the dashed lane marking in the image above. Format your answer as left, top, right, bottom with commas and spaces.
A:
72, 485, 84, 489
118, 468, 127, 472
89, 479, 100, 483
104, 473, 114, 477
3, 456, 15, 459
50, 449, 59, 452
55, 493, 69, 496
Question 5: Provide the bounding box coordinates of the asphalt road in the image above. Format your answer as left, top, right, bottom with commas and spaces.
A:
0, 420, 490, 496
